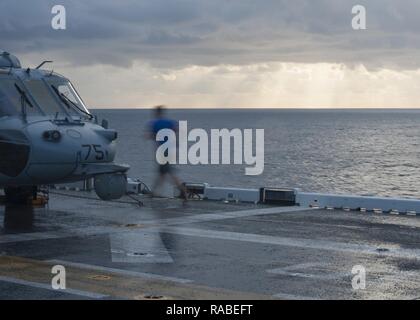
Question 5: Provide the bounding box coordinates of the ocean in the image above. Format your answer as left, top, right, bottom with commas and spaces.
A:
93, 109, 420, 198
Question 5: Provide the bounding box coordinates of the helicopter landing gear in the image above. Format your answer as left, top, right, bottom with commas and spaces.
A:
4, 186, 37, 204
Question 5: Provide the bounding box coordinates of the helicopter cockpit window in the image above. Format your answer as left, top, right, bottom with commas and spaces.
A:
0, 79, 20, 117
0, 78, 40, 117
46, 80, 92, 118
23, 80, 66, 116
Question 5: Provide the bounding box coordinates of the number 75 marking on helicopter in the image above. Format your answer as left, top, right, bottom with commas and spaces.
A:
81, 144, 108, 161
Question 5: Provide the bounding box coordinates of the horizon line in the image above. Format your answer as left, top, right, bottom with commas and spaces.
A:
89, 106, 420, 110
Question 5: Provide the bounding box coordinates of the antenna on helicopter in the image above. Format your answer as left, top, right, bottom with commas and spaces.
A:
35, 60, 53, 70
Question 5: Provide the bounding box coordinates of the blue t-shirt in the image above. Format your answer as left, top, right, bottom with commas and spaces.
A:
149, 118, 177, 145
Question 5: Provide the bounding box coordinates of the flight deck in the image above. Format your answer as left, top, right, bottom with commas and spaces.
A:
1, 190, 419, 300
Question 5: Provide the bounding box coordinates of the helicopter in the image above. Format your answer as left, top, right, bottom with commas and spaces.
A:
0, 51, 129, 203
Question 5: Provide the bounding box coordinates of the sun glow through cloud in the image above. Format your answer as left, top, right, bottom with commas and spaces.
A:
21, 57, 420, 109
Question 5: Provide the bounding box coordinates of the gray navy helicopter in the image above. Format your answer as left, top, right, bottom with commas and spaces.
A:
0, 51, 129, 203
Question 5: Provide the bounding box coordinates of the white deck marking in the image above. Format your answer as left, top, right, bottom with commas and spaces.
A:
158, 226, 420, 260
0, 206, 310, 244
0, 276, 108, 299
2, 207, 420, 261
46, 259, 193, 284
150, 206, 311, 226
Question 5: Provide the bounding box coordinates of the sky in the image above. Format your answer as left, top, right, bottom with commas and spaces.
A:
1, 0, 420, 108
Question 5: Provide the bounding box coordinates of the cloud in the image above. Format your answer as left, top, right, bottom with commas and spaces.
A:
1, 0, 420, 70
2, 0, 420, 108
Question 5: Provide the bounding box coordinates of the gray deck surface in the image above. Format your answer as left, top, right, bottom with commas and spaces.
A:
0, 190, 419, 300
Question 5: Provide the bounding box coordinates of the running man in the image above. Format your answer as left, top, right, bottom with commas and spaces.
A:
146, 105, 187, 200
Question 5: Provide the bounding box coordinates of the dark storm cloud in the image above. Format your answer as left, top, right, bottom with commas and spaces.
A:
1, 0, 420, 69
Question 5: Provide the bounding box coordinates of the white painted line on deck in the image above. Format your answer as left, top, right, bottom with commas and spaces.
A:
0, 206, 311, 244
46, 259, 193, 284
151, 206, 313, 226
158, 226, 420, 260
0, 276, 109, 299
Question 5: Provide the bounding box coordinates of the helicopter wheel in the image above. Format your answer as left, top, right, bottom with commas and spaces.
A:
4, 186, 37, 204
